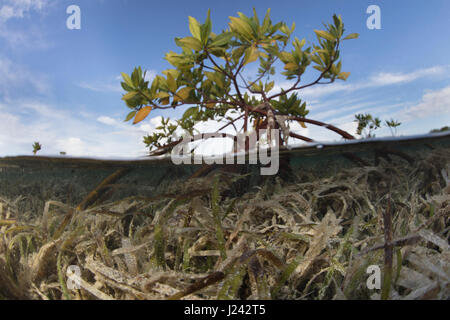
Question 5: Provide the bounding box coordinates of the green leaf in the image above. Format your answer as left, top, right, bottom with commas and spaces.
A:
333, 14, 343, 36
314, 29, 336, 41
251, 81, 262, 92
265, 81, 274, 93
284, 62, 298, 71
252, 8, 260, 31
122, 91, 138, 101
343, 33, 359, 40
178, 36, 203, 51
243, 46, 259, 66
205, 72, 224, 88
336, 60, 342, 73
173, 87, 192, 102
280, 24, 290, 35
121, 82, 134, 92
311, 54, 323, 66
150, 77, 159, 96
201, 9, 212, 45
333, 14, 341, 29
229, 16, 254, 40
313, 65, 325, 72
121, 72, 134, 88
312, 48, 328, 55
162, 69, 180, 80
124, 111, 136, 122
183, 106, 198, 119
209, 32, 233, 47
188, 16, 202, 41
155, 92, 170, 99
131, 68, 140, 87
278, 51, 295, 63
293, 37, 305, 51
166, 73, 177, 92
231, 46, 246, 63
165, 51, 183, 67
209, 47, 227, 58
238, 12, 258, 36
261, 8, 271, 33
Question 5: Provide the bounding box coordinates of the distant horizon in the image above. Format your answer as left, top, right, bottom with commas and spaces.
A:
1, 130, 448, 159
0, 0, 449, 157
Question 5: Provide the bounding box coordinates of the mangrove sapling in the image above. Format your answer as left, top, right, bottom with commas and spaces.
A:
120, 9, 359, 155
354, 113, 402, 138
32, 142, 42, 155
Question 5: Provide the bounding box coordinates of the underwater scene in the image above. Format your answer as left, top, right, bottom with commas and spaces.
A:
1, 133, 449, 300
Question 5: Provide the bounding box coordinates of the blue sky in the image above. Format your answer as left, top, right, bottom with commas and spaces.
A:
0, 0, 449, 157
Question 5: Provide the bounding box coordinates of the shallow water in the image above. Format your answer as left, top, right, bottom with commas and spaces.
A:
1, 132, 449, 214
1, 133, 449, 300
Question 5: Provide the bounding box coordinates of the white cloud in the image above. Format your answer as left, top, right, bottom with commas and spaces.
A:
259, 66, 448, 139
54, 137, 85, 156
0, 0, 52, 49
0, 99, 153, 157
78, 82, 123, 93
97, 116, 118, 126
269, 65, 450, 100
311, 102, 376, 121
401, 85, 450, 120
300, 82, 353, 99
368, 66, 447, 86
0, 6, 15, 21
0, 57, 50, 97
0, 0, 47, 23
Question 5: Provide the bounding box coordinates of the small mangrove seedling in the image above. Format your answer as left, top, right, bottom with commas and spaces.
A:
32, 142, 42, 155
385, 119, 401, 137
355, 113, 402, 138
355, 113, 381, 138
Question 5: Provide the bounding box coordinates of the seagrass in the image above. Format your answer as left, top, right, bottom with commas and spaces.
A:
0, 148, 448, 300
